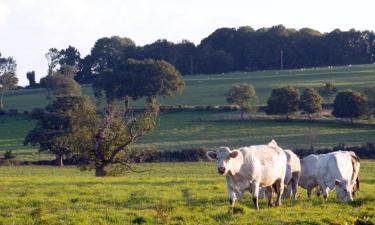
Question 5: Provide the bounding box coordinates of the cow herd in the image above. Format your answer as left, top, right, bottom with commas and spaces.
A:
206, 140, 360, 210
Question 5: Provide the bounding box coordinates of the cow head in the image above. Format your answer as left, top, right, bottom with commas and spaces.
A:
335, 179, 354, 202
206, 147, 239, 176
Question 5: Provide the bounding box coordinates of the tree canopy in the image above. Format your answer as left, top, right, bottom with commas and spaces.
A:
332, 90, 368, 122
226, 84, 258, 119
266, 85, 300, 117
300, 88, 323, 116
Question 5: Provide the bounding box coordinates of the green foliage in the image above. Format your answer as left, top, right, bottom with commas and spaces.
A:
333, 90, 368, 121
41, 72, 81, 99
24, 96, 98, 166
26, 71, 37, 88
300, 88, 323, 116
226, 84, 258, 119
0, 72, 18, 110
266, 85, 300, 117
3, 150, 14, 159
319, 81, 338, 103
73, 106, 157, 176
364, 87, 375, 116
93, 59, 184, 107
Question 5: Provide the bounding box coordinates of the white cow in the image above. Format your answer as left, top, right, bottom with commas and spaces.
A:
259, 149, 301, 200
317, 151, 360, 202
299, 154, 322, 198
206, 140, 287, 209
281, 150, 301, 200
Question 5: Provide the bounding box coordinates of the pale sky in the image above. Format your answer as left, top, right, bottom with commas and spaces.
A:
0, 0, 374, 86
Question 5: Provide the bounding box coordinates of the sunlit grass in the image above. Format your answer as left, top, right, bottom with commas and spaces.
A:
0, 161, 374, 224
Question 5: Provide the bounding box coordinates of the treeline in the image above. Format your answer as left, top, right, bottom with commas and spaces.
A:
21, 24, 375, 86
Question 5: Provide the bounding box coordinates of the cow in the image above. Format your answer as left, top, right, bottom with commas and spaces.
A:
259, 149, 301, 200
281, 150, 301, 200
317, 151, 360, 202
299, 154, 322, 198
206, 140, 287, 210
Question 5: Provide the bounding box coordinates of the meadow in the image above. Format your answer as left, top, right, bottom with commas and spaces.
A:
0, 161, 374, 225
3, 64, 375, 111
1, 112, 375, 162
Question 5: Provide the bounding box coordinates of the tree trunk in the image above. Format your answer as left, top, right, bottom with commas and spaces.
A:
0, 90, 4, 110
240, 110, 245, 120
95, 165, 107, 177
124, 96, 130, 112
55, 154, 64, 166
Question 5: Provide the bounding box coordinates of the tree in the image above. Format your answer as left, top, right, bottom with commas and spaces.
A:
364, 87, 375, 117
0, 54, 18, 110
300, 88, 323, 117
93, 58, 184, 111
0, 73, 18, 110
24, 96, 98, 166
26, 71, 37, 88
59, 46, 81, 67
74, 106, 156, 176
41, 72, 81, 99
332, 90, 368, 123
319, 81, 338, 103
266, 85, 300, 118
226, 84, 258, 120
45, 48, 61, 75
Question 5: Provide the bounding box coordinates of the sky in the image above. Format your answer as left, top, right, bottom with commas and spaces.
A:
0, 0, 375, 86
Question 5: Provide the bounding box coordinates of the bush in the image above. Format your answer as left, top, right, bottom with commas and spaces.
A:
7, 109, 18, 116
3, 150, 15, 159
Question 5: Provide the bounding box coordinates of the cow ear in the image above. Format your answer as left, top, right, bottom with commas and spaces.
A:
335, 180, 341, 186
230, 151, 238, 158
206, 151, 217, 160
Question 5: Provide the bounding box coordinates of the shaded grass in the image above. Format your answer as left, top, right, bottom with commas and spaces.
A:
0, 161, 374, 224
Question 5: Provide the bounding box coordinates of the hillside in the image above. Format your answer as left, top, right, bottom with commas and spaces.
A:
3, 64, 375, 111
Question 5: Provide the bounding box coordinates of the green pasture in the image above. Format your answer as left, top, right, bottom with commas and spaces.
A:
1, 112, 374, 162
3, 64, 375, 111
0, 161, 374, 224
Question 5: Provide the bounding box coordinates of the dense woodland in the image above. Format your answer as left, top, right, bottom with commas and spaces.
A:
57, 25, 375, 83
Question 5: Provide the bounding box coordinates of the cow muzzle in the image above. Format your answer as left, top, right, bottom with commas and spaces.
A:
218, 167, 226, 175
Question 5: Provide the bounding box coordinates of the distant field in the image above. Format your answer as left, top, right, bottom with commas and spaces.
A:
3, 64, 375, 111
0, 161, 374, 224
1, 112, 374, 162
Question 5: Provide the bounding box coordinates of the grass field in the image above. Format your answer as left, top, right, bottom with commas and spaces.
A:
1, 112, 374, 161
0, 161, 374, 225
3, 64, 375, 111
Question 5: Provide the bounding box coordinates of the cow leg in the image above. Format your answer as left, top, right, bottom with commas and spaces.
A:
266, 186, 273, 207
320, 185, 329, 200
316, 187, 321, 197
274, 178, 284, 206
228, 190, 237, 208
307, 188, 312, 199
291, 176, 299, 200
250, 182, 260, 210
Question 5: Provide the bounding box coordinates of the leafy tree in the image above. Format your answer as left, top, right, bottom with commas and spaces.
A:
300, 88, 323, 117
59, 46, 81, 67
74, 106, 157, 176
26, 71, 37, 88
45, 48, 61, 75
93, 58, 184, 111
332, 90, 368, 123
266, 85, 300, 118
76, 36, 136, 83
41, 72, 81, 99
226, 84, 258, 120
0, 54, 18, 110
319, 81, 338, 103
364, 87, 375, 117
24, 96, 98, 166
59, 65, 78, 78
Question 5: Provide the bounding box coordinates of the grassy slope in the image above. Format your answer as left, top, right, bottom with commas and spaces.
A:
3, 64, 375, 111
1, 112, 375, 161
0, 162, 374, 225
